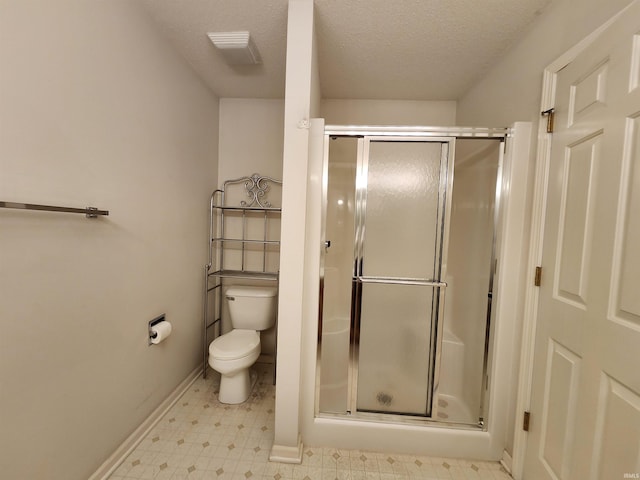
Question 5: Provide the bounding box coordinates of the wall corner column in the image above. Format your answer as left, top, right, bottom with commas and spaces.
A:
270, 0, 317, 464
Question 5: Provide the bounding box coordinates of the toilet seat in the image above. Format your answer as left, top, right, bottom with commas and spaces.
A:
209, 329, 260, 360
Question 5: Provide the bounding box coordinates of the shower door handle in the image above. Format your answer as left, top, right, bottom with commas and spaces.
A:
324, 240, 331, 252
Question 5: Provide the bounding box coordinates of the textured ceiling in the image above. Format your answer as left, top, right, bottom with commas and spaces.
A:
138, 0, 553, 100
137, 0, 289, 98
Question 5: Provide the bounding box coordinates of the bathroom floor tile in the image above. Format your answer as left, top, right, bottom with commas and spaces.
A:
108, 364, 511, 480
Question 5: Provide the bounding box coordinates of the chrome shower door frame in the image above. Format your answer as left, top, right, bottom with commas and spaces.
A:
316, 125, 510, 426
348, 135, 455, 419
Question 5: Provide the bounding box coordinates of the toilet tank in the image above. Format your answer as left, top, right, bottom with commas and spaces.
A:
225, 286, 277, 330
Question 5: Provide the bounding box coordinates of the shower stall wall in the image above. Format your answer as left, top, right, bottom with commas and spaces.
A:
316, 126, 506, 428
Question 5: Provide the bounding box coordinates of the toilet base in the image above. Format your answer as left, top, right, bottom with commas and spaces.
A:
218, 368, 258, 404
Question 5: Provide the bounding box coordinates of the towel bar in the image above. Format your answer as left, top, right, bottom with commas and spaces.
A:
0, 201, 109, 218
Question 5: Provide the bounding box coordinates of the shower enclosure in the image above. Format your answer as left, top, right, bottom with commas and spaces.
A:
316, 126, 505, 427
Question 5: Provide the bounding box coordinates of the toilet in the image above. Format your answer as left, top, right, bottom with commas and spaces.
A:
208, 286, 277, 404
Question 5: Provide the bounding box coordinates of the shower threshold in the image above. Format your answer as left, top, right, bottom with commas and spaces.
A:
315, 409, 485, 431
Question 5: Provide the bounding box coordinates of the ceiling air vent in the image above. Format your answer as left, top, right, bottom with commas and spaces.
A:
207, 31, 262, 65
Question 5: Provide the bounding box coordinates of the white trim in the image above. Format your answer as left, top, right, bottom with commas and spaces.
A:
269, 435, 304, 464
485, 121, 532, 455
88, 367, 202, 480
510, 3, 638, 479
501, 449, 513, 474
510, 72, 554, 480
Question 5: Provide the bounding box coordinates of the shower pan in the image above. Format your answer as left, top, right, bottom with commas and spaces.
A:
316, 126, 506, 428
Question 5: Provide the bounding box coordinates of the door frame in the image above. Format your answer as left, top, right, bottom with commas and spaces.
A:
511, 3, 637, 478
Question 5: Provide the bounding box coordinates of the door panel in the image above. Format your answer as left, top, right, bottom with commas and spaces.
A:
538, 340, 581, 480
590, 374, 640, 479
525, 4, 640, 479
356, 283, 435, 415
361, 141, 443, 279
611, 114, 640, 326
555, 133, 601, 306
353, 138, 452, 417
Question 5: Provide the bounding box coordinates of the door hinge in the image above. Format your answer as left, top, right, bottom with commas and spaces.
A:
534, 266, 543, 287
541, 108, 555, 133
523, 411, 531, 431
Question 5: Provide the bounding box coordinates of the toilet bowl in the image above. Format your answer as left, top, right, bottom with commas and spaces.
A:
208, 329, 260, 404
208, 286, 277, 404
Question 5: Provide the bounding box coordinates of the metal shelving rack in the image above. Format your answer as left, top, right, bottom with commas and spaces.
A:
202, 174, 282, 379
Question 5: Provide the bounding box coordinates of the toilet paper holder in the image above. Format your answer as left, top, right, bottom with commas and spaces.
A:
148, 314, 166, 345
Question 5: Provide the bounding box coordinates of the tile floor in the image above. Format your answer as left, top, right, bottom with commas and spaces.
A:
108, 365, 512, 480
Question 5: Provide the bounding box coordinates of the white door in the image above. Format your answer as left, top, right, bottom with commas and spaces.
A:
524, 2, 640, 479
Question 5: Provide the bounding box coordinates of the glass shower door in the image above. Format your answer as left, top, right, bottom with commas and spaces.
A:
353, 138, 452, 416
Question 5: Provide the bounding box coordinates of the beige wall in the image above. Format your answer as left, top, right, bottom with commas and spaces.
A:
456, 0, 635, 458
216, 98, 285, 355
0, 1, 219, 479
457, 0, 634, 127
321, 99, 456, 126
218, 98, 285, 183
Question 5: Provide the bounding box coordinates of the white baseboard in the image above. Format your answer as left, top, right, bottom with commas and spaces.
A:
501, 449, 513, 475
269, 435, 304, 464
88, 366, 203, 480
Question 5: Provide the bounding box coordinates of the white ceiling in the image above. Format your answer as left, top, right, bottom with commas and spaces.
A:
138, 0, 553, 100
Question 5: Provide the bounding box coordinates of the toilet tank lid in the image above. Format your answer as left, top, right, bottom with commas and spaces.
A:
226, 286, 277, 298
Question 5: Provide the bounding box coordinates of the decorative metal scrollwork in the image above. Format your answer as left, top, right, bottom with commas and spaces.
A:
224, 173, 282, 208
